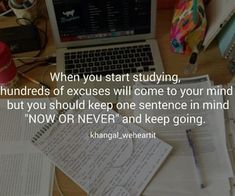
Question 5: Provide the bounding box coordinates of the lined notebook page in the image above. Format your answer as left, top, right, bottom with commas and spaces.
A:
32, 95, 172, 196
0, 99, 54, 196
131, 79, 234, 196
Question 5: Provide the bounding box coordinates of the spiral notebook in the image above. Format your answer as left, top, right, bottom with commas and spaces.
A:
31, 95, 172, 196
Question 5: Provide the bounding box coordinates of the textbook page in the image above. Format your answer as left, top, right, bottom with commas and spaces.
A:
32, 95, 172, 196
131, 78, 234, 196
0, 99, 54, 196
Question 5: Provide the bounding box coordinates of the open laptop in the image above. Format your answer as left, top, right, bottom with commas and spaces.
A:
46, 0, 164, 102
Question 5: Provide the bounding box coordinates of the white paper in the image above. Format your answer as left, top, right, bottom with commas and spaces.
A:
130, 76, 234, 196
32, 95, 172, 196
0, 99, 54, 196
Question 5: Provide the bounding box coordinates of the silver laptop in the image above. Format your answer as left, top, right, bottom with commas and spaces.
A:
46, 0, 164, 102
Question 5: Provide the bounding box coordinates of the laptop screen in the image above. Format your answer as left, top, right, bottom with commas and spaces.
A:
52, 0, 151, 42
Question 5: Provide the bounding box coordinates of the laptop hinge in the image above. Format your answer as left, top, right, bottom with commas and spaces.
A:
67, 40, 147, 50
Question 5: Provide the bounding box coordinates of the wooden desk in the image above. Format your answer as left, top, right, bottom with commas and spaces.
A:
0, 9, 233, 196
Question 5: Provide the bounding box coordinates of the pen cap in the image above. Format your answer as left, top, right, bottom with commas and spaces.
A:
0, 42, 17, 87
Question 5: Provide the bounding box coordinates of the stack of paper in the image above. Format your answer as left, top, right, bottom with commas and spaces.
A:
120, 75, 234, 196
0, 99, 54, 196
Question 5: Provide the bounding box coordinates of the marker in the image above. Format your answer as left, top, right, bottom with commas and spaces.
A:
186, 129, 206, 189
18, 71, 51, 90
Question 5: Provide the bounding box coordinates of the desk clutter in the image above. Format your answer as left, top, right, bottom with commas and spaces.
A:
0, 76, 234, 196
170, 0, 235, 74
0, 0, 235, 195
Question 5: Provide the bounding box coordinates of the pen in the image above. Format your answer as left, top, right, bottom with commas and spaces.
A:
186, 129, 206, 189
18, 71, 51, 90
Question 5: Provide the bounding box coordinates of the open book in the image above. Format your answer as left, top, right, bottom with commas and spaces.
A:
0, 98, 54, 196
31, 95, 172, 196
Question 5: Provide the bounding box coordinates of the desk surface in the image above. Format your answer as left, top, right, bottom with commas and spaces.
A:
0, 9, 233, 196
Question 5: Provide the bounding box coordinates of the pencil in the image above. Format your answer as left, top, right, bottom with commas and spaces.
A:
18, 71, 51, 90
186, 129, 206, 189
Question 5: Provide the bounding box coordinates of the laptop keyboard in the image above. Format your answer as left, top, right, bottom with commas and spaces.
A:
64, 44, 155, 77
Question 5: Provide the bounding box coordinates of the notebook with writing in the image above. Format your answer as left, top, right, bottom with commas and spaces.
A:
31, 95, 172, 196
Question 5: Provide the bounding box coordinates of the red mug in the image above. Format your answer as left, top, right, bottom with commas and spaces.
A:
0, 42, 18, 87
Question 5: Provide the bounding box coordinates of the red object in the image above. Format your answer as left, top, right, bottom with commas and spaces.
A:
0, 41, 17, 85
